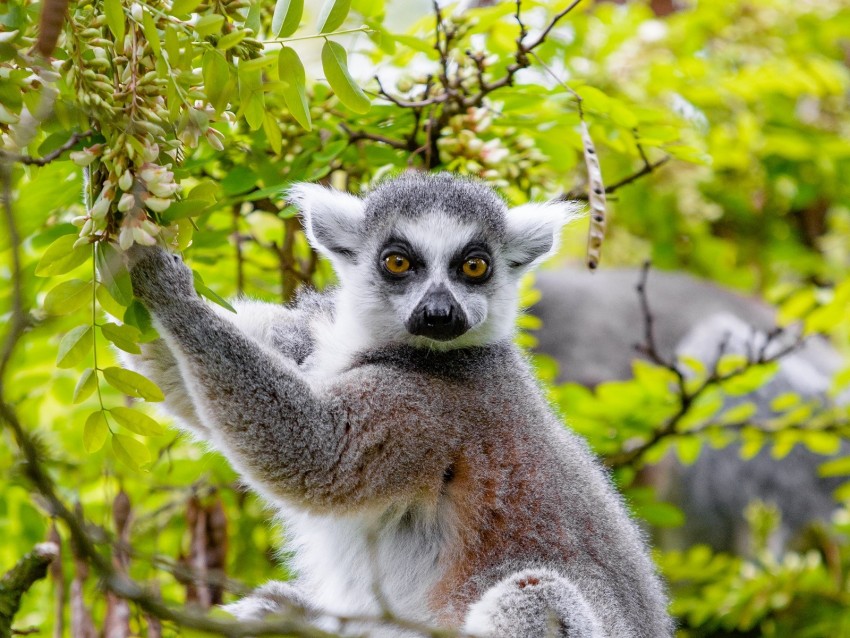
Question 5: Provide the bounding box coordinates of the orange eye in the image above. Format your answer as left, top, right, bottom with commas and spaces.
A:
384, 254, 411, 274
462, 257, 489, 279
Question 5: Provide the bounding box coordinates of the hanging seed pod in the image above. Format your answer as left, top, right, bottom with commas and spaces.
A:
35, 0, 70, 57
581, 120, 607, 270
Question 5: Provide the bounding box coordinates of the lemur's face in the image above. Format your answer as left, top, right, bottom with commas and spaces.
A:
291, 173, 579, 349
351, 212, 515, 347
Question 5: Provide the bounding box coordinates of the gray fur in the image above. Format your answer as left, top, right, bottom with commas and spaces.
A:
532, 267, 848, 553
125, 174, 672, 637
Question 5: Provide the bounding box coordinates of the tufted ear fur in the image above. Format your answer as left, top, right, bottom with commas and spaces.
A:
288, 183, 366, 263
503, 200, 583, 271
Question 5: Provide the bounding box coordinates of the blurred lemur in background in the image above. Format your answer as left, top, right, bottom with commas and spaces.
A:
124, 173, 672, 637
533, 268, 849, 555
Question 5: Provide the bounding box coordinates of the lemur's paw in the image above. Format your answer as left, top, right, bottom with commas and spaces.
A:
126, 245, 195, 308
464, 568, 605, 638
221, 581, 315, 621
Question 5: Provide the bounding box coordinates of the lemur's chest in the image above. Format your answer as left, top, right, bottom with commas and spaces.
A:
280, 503, 449, 630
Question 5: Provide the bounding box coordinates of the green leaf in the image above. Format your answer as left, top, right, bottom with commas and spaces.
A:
73, 368, 98, 404
770, 392, 800, 412
195, 14, 224, 37
95, 243, 133, 307
110, 407, 165, 436
164, 24, 180, 62
632, 501, 685, 528
278, 46, 311, 130
801, 431, 840, 456
43, 279, 90, 315
272, 0, 304, 38
716, 354, 748, 376
675, 437, 702, 466
245, 1, 261, 33
819, 455, 850, 477
56, 325, 92, 369
321, 40, 370, 114
218, 30, 247, 51
161, 199, 212, 224
124, 301, 156, 341
238, 67, 265, 130
717, 402, 757, 425
391, 34, 439, 58
192, 270, 235, 313
104, 0, 125, 43
317, 0, 351, 33
84, 411, 109, 453
35, 235, 90, 277
100, 322, 142, 354
263, 112, 283, 154
112, 434, 150, 470
103, 367, 165, 402
142, 10, 161, 56
171, 0, 203, 17
96, 283, 126, 318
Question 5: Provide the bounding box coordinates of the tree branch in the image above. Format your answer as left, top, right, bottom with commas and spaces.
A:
0, 543, 59, 638
0, 130, 93, 167
604, 262, 810, 470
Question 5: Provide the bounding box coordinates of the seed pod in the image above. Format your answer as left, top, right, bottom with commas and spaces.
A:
36, 0, 70, 57
581, 120, 607, 270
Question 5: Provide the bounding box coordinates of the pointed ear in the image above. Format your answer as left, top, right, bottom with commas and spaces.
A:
288, 183, 366, 261
503, 200, 583, 271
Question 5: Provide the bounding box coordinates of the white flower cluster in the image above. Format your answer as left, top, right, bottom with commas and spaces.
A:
71, 144, 179, 250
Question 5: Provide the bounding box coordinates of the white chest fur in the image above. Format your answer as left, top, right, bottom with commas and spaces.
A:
279, 503, 447, 635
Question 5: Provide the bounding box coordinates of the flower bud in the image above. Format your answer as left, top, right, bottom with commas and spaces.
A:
70, 150, 97, 167
118, 228, 134, 251
133, 227, 157, 246
117, 193, 136, 212
118, 170, 134, 191
144, 196, 171, 213
147, 181, 179, 198
90, 197, 111, 219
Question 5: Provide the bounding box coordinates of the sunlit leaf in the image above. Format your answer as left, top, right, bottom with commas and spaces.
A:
112, 434, 151, 470
103, 0, 125, 43
43, 279, 90, 315
171, 0, 203, 16
110, 407, 165, 436
84, 411, 109, 453
321, 40, 370, 114
272, 0, 304, 38
95, 243, 133, 307
56, 325, 92, 369
317, 0, 351, 33
73, 368, 98, 404
100, 322, 142, 355
278, 46, 311, 130
103, 367, 164, 402
35, 235, 89, 277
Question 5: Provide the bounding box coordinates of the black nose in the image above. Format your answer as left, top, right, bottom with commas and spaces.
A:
407, 286, 469, 341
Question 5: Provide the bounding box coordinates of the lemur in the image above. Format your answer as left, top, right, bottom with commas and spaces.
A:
125, 173, 672, 637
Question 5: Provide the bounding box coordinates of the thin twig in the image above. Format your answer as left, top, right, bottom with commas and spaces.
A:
605, 263, 810, 469
0, 129, 93, 166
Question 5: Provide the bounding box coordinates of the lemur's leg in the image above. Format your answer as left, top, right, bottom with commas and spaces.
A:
464, 568, 606, 638
222, 581, 317, 621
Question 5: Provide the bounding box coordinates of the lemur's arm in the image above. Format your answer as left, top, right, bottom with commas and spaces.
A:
121, 294, 317, 442
128, 247, 458, 508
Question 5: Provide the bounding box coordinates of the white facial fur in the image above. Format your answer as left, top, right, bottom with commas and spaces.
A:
289, 182, 581, 356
